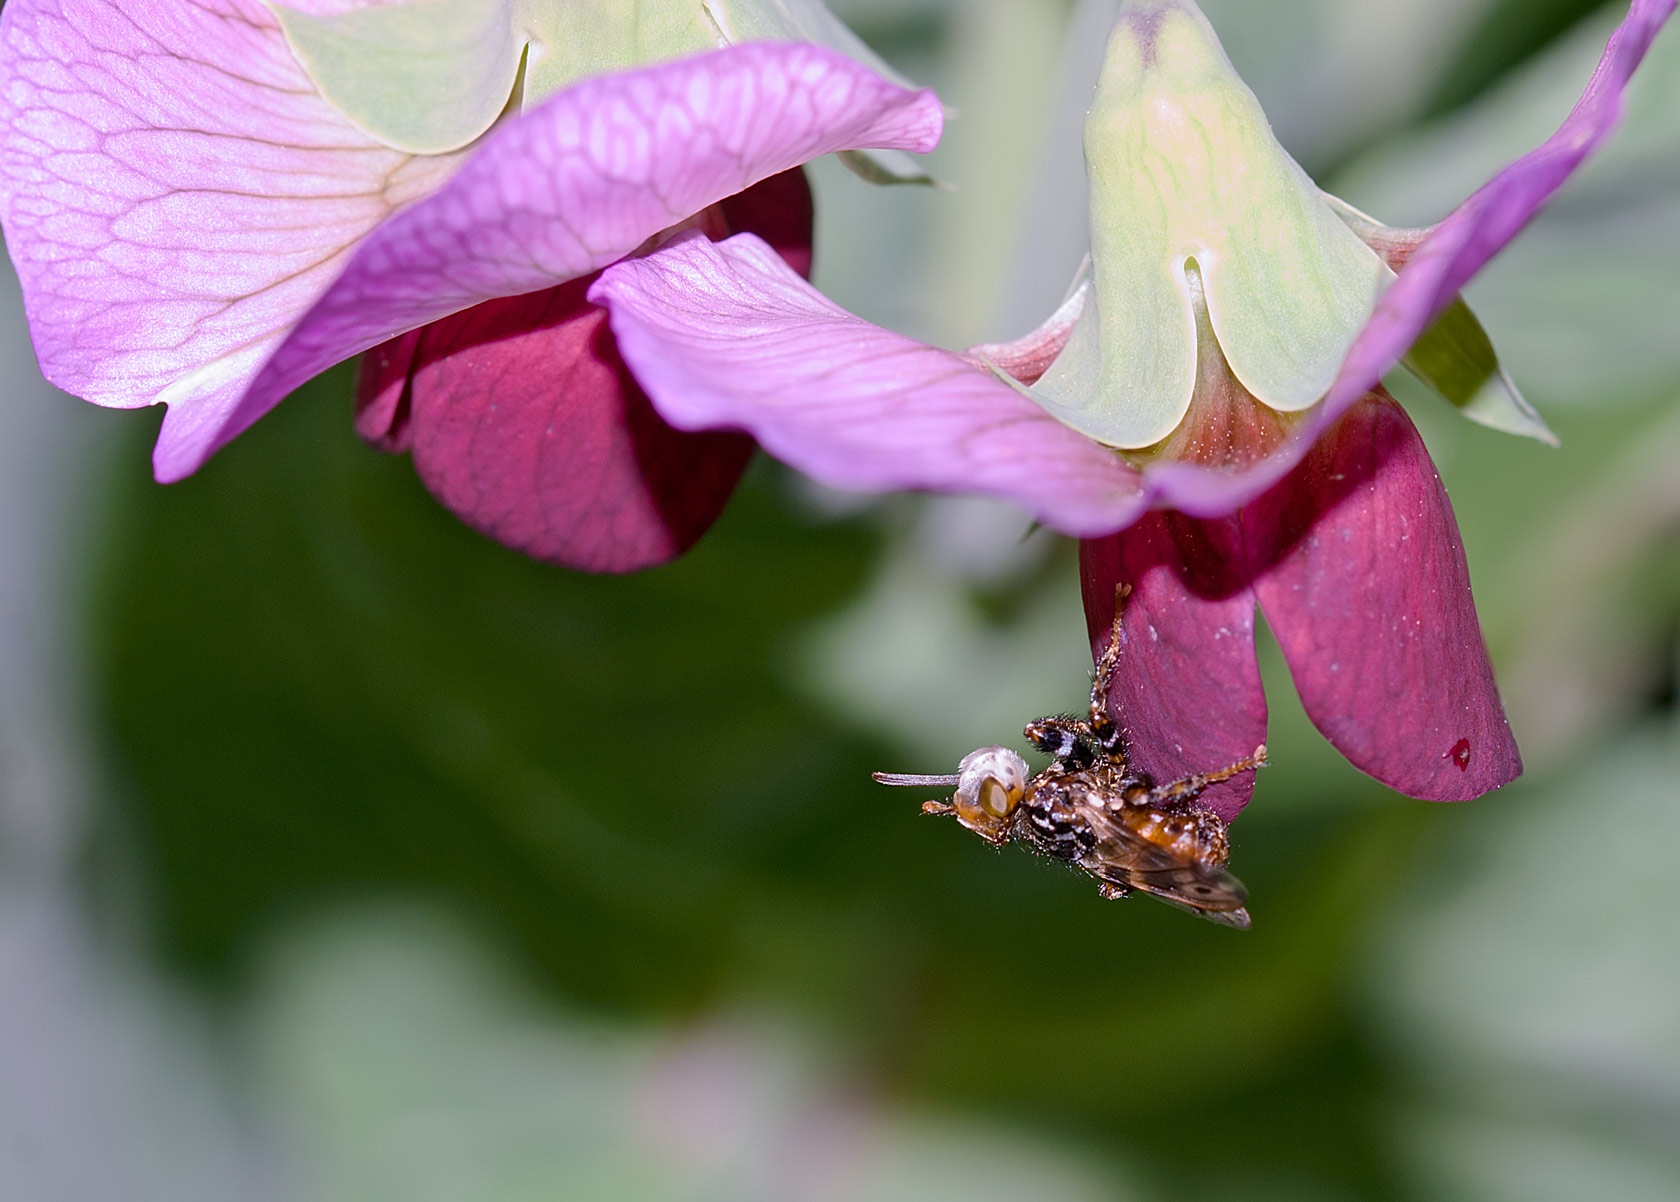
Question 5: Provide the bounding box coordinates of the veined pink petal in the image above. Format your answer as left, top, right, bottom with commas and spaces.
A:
592, 232, 1150, 536
0, 0, 456, 412
352, 169, 815, 573
177, 42, 939, 482
1308, 0, 1677, 431
586, 0, 1668, 551
1079, 525, 1268, 824
0, 5, 942, 481
1246, 396, 1520, 799
1122, 0, 1676, 522
715, 159, 817, 283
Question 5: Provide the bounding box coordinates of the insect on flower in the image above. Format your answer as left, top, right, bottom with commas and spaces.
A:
874, 587, 1266, 928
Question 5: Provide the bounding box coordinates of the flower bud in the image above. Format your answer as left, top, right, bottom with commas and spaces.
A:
1027, 0, 1391, 449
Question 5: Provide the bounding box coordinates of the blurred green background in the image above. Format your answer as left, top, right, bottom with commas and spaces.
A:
3, 2, 1678, 1199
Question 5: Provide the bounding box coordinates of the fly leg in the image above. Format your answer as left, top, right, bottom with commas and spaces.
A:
1087, 583, 1131, 761
1023, 584, 1136, 771
1142, 745, 1269, 810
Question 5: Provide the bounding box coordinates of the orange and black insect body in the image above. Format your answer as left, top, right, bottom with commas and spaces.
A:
874, 586, 1266, 928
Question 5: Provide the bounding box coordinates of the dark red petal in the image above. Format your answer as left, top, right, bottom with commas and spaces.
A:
352, 169, 816, 572
1246, 395, 1521, 799
1080, 522, 1267, 824
397, 278, 754, 573
355, 328, 423, 453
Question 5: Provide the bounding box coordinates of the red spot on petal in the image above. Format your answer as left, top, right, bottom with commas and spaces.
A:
1446, 738, 1472, 771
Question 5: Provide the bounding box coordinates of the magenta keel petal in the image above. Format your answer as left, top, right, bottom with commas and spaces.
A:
356, 328, 424, 453
1080, 525, 1268, 824
716, 165, 818, 283
351, 168, 818, 572
592, 232, 1148, 536
389, 279, 754, 574
1248, 396, 1521, 800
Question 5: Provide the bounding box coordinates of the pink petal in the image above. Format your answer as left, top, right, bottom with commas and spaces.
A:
591, 232, 1148, 536
1247, 396, 1521, 799
1307, 0, 1678, 430
715, 161, 817, 282
966, 277, 1086, 386
0, 4, 941, 481
351, 169, 816, 572
1079, 524, 1268, 824
0, 0, 455, 412
171, 41, 939, 482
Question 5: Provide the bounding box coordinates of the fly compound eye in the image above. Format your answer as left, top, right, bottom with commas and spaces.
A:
975, 775, 1018, 818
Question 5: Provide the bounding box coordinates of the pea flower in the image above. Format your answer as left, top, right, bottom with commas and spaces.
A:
0, 0, 942, 570
589, 0, 1675, 814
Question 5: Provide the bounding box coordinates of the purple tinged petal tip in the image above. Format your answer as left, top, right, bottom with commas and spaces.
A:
1315, 0, 1677, 424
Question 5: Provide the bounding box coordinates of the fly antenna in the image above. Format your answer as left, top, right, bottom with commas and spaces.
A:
871, 771, 961, 787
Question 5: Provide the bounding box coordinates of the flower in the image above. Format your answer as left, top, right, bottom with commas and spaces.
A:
587, 0, 1675, 814
0, 0, 943, 571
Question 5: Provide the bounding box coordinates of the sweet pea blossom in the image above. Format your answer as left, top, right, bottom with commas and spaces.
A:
0, 0, 942, 570
589, 0, 1676, 815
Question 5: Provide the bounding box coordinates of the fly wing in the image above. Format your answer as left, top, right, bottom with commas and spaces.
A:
1080, 807, 1252, 929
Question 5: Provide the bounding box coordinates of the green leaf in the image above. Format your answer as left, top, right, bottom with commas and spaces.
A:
1403, 297, 1558, 445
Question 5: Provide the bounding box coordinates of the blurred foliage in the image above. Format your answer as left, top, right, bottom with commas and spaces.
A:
1423, 0, 1612, 119
247, 906, 1142, 1202
89, 374, 1418, 1199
